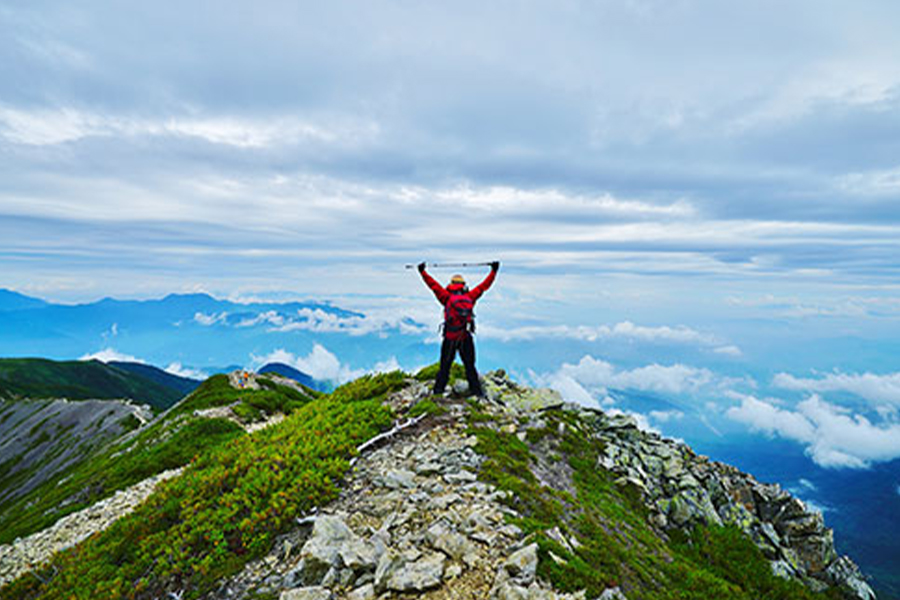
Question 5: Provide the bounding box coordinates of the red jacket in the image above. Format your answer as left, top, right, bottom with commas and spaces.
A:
420, 268, 497, 340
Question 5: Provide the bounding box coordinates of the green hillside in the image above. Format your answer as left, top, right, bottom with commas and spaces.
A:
0, 372, 319, 546
0, 358, 184, 411
1, 372, 398, 600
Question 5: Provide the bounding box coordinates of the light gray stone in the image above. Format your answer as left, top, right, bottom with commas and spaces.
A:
374, 549, 404, 592
346, 583, 376, 600
379, 468, 416, 489
443, 470, 478, 484
295, 515, 356, 585
426, 522, 476, 561
280, 586, 333, 600
386, 552, 446, 592
504, 543, 538, 585
339, 538, 378, 571
825, 557, 876, 600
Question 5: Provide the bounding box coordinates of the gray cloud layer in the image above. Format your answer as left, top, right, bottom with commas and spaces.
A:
2, 1, 900, 305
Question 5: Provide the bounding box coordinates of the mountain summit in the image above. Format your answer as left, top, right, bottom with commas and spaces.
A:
0, 368, 875, 600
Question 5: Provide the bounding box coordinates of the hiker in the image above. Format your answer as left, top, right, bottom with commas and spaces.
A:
418, 261, 499, 398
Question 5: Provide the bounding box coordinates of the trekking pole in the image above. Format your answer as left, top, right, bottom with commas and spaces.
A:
405, 262, 495, 269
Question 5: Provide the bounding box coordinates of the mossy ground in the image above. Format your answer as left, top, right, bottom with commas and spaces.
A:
466, 401, 841, 600
1, 371, 405, 600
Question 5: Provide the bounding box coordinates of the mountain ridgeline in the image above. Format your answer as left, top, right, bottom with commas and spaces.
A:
0, 364, 877, 600
0, 358, 195, 411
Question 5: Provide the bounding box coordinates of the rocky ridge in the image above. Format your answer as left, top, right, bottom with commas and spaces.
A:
212, 379, 604, 600
208, 372, 874, 600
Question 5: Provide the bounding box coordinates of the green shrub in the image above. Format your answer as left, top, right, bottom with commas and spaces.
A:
414, 362, 465, 383
328, 371, 408, 404
407, 398, 447, 418
118, 414, 142, 433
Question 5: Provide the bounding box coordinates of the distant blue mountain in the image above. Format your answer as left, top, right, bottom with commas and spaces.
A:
0, 289, 47, 312
257, 362, 326, 391
0, 289, 385, 371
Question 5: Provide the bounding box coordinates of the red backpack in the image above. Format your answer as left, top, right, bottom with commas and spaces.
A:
444, 293, 475, 335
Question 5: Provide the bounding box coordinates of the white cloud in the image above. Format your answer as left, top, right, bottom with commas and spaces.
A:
235, 310, 286, 328
649, 409, 684, 423
798, 478, 817, 492
0, 106, 104, 145
479, 320, 730, 351
164, 362, 208, 380
714, 345, 743, 357
726, 393, 900, 468
547, 355, 715, 396
615, 363, 715, 394
725, 393, 817, 442
0, 106, 375, 149
837, 165, 900, 197
534, 355, 718, 415
541, 373, 597, 408
250, 344, 400, 384
431, 185, 695, 218
194, 311, 229, 326
773, 370, 900, 407
271, 307, 428, 337
80, 347, 144, 363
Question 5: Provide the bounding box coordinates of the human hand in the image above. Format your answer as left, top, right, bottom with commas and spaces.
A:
490, 261, 500, 271
418, 262, 426, 273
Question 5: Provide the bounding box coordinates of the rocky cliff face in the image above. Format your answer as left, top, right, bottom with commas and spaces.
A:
573, 398, 874, 599
0, 398, 149, 506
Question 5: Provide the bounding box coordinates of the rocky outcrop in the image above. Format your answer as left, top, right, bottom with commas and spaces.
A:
569, 407, 875, 600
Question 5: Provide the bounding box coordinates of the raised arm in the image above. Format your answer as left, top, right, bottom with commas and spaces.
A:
419, 263, 450, 304
470, 262, 499, 301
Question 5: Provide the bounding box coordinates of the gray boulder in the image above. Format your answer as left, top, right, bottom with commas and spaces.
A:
504, 543, 539, 585
280, 586, 333, 600
288, 515, 356, 586
385, 552, 446, 592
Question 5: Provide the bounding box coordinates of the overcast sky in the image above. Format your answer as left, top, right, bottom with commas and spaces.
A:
3, 0, 900, 303
3, 1, 900, 467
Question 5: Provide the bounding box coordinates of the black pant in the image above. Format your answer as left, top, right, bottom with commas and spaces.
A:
434, 335, 483, 397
